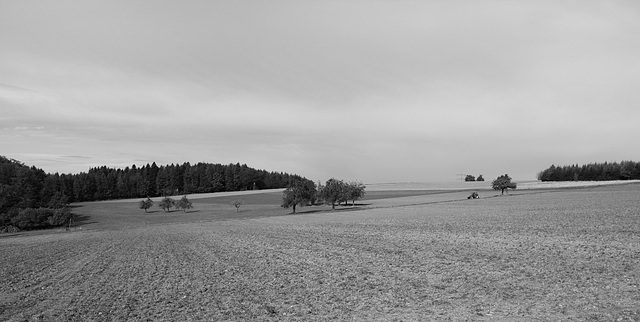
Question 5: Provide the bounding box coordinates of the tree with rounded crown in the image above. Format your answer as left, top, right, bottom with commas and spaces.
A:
175, 195, 193, 212
492, 174, 517, 195
320, 178, 345, 210
344, 181, 366, 206
159, 197, 175, 212
281, 179, 316, 214
139, 197, 154, 213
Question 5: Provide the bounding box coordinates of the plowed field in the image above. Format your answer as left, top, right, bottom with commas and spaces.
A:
1, 185, 639, 321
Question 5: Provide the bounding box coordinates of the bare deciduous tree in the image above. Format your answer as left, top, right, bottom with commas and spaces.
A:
232, 199, 244, 212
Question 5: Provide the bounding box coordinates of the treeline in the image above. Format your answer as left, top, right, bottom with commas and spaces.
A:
0, 155, 307, 230
67, 162, 305, 202
537, 161, 640, 181
1, 156, 72, 231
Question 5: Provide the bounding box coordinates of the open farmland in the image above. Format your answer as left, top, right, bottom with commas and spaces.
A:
1, 184, 639, 321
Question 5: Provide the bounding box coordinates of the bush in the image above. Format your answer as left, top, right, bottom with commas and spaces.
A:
48, 192, 69, 209
0, 209, 16, 227
11, 208, 53, 230
0, 225, 19, 233
48, 208, 72, 226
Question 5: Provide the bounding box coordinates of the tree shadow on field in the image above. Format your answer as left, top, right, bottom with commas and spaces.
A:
291, 206, 367, 215
0, 232, 24, 238
172, 210, 201, 214
292, 209, 325, 215
72, 214, 95, 226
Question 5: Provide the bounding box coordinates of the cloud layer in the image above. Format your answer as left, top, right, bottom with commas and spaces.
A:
2, 1, 640, 182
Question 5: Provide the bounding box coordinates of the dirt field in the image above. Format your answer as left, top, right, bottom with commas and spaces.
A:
1, 184, 639, 321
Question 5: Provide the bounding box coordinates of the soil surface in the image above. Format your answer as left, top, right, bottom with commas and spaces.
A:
1, 184, 639, 321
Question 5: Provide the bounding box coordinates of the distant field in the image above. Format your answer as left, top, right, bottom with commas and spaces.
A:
1, 184, 639, 321
57, 188, 478, 231
365, 179, 640, 191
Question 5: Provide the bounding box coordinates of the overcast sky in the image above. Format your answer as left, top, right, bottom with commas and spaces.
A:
2, 1, 639, 183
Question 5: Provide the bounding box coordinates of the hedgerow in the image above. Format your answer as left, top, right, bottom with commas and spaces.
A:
0, 207, 72, 231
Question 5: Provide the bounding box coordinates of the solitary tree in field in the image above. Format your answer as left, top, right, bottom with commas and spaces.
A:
139, 197, 154, 213
492, 174, 517, 195
159, 197, 175, 212
465, 175, 476, 182
320, 178, 345, 210
232, 199, 244, 212
344, 181, 366, 206
477, 174, 485, 181
175, 195, 193, 212
282, 179, 316, 213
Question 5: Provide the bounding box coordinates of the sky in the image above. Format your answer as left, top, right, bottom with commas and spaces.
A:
2, 0, 640, 184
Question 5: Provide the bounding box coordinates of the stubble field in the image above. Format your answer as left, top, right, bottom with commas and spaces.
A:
1, 184, 639, 321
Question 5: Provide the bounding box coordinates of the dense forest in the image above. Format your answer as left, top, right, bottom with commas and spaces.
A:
1, 155, 308, 229
537, 161, 640, 181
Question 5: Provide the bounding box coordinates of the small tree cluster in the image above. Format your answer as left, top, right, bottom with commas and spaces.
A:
319, 178, 343, 210
465, 174, 484, 182
343, 181, 366, 206
317, 178, 366, 210
144, 196, 192, 213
